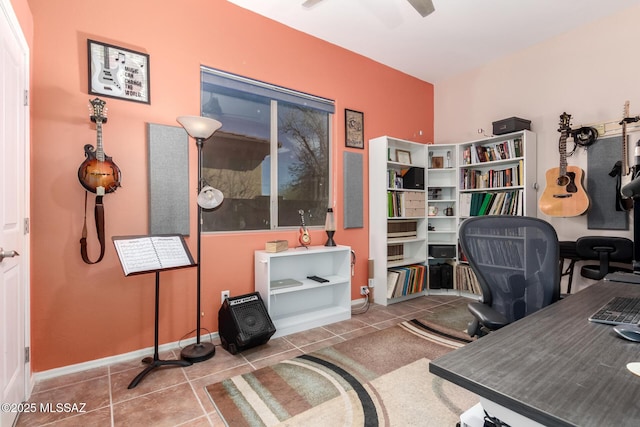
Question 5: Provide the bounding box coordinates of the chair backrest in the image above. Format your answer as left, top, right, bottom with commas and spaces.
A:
575, 236, 633, 263
459, 215, 560, 324
575, 236, 633, 280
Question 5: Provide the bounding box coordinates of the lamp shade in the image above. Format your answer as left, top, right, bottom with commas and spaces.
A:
197, 186, 224, 209
176, 115, 222, 139
324, 208, 336, 231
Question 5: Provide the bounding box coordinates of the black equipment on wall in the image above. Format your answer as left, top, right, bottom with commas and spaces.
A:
218, 292, 276, 355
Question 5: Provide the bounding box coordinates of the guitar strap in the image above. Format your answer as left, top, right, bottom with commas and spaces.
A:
80, 192, 106, 264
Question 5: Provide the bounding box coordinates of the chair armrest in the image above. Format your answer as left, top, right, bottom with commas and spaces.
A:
468, 302, 509, 331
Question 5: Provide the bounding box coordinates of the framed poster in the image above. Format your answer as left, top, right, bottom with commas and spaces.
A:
88, 39, 150, 104
345, 109, 364, 149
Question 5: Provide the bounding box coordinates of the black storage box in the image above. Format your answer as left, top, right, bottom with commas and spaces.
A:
402, 167, 424, 190
429, 265, 442, 289
492, 117, 531, 135
429, 245, 456, 258
429, 263, 453, 289
440, 263, 453, 289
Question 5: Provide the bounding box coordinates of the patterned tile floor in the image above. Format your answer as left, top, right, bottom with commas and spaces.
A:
15, 294, 469, 426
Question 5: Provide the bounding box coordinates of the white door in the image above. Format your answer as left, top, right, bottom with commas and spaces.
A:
0, 1, 29, 426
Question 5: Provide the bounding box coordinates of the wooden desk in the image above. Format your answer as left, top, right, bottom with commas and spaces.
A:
429, 280, 640, 427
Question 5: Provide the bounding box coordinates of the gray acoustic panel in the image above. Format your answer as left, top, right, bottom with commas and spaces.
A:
148, 123, 190, 235
343, 151, 363, 228
587, 135, 628, 230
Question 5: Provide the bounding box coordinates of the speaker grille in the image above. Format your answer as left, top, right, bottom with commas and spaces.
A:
218, 292, 276, 354
231, 301, 272, 343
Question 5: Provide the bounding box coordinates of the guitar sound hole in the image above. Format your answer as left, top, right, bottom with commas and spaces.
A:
556, 173, 578, 193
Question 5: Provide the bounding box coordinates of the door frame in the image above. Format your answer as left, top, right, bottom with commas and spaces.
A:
1, 0, 31, 406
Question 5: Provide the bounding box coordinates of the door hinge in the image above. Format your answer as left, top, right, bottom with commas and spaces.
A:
24, 218, 30, 235
24, 90, 29, 106
25, 347, 30, 363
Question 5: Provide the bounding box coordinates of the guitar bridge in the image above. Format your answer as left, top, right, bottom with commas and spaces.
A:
552, 194, 573, 198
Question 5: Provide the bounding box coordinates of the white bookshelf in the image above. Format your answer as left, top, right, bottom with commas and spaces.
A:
254, 245, 351, 337
369, 136, 428, 306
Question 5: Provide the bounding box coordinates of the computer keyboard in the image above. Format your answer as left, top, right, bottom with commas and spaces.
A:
589, 296, 640, 326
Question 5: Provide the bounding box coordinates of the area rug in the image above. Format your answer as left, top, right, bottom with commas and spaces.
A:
206, 310, 478, 426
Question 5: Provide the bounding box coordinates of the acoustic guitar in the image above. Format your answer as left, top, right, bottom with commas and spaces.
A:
78, 98, 121, 194
298, 209, 311, 246
539, 112, 590, 217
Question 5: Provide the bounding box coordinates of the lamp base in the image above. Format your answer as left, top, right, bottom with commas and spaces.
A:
181, 341, 215, 363
325, 230, 336, 246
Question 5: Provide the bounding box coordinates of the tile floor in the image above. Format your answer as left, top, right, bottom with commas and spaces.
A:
15, 294, 469, 427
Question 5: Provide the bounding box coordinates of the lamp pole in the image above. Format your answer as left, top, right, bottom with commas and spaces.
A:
177, 115, 222, 363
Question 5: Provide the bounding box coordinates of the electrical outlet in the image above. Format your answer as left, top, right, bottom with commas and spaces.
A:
368, 278, 375, 288
360, 286, 369, 295
221, 290, 230, 304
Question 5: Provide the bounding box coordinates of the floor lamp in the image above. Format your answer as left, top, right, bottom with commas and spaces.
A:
177, 115, 223, 363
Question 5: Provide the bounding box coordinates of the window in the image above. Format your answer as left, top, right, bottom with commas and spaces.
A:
199, 67, 334, 232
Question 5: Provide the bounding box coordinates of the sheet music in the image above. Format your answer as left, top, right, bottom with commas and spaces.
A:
113, 235, 194, 276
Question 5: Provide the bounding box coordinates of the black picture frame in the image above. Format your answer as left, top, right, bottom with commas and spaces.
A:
88, 39, 150, 104
345, 109, 364, 149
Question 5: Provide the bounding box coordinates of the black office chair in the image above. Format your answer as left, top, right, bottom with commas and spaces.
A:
459, 215, 561, 338
575, 236, 633, 280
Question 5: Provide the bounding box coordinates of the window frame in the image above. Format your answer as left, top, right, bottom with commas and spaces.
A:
200, 67, 335, 233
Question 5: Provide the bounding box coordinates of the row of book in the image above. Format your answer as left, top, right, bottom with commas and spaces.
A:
461, 138, 523, 165
387, 169, 405, 189
387, 191, 425, 217
455, 264, 482, 295
459, 161, 523, 189
458, 190, 523, 217
386, 264, 426, 299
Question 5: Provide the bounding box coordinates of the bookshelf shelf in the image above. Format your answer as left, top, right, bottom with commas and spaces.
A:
370, 136, 428, 306
254, 245, 351, 337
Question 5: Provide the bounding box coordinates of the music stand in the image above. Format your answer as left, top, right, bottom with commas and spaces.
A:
112, 235, 197, 389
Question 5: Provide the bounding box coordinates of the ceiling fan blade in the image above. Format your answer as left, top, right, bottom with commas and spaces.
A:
302, 0, 324, 8
407, 0, 435, 17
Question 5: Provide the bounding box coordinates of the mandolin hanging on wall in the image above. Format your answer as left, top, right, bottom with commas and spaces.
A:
78, 98, 121, 264
78, 98, 121, 194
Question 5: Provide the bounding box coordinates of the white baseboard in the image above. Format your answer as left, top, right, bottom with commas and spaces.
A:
33, 298, 369, 384
32, 333, 218, 383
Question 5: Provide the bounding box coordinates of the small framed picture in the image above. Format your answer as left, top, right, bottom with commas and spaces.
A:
88, 39, 150, 104
431, 156, 444, 169
396, 149, 412, 164
345, 109, 364, 149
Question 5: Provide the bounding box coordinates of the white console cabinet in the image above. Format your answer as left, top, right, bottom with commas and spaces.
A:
254, 245, 351, 337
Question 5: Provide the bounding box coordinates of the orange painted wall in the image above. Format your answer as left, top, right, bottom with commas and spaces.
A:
28, 0, 434, 371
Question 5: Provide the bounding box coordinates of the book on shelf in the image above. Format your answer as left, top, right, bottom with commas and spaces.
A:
112, 235, 195, 276
386, 264, 426, 298
459, 192, 472, 217
387, 219, 418, 238
455, 264, 481, 295
465, 189, 523, 216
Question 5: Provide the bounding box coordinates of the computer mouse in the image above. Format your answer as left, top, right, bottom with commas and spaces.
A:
613, 324, 640, 342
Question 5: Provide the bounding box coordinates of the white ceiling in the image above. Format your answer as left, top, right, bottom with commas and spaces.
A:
227, 0, 640, 83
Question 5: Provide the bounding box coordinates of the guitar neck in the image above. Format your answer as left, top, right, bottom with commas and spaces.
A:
559, 130, 568, 176
95, 120, 105, 162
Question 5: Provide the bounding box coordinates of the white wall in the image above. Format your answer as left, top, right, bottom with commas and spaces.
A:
435, 4, 640, 246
